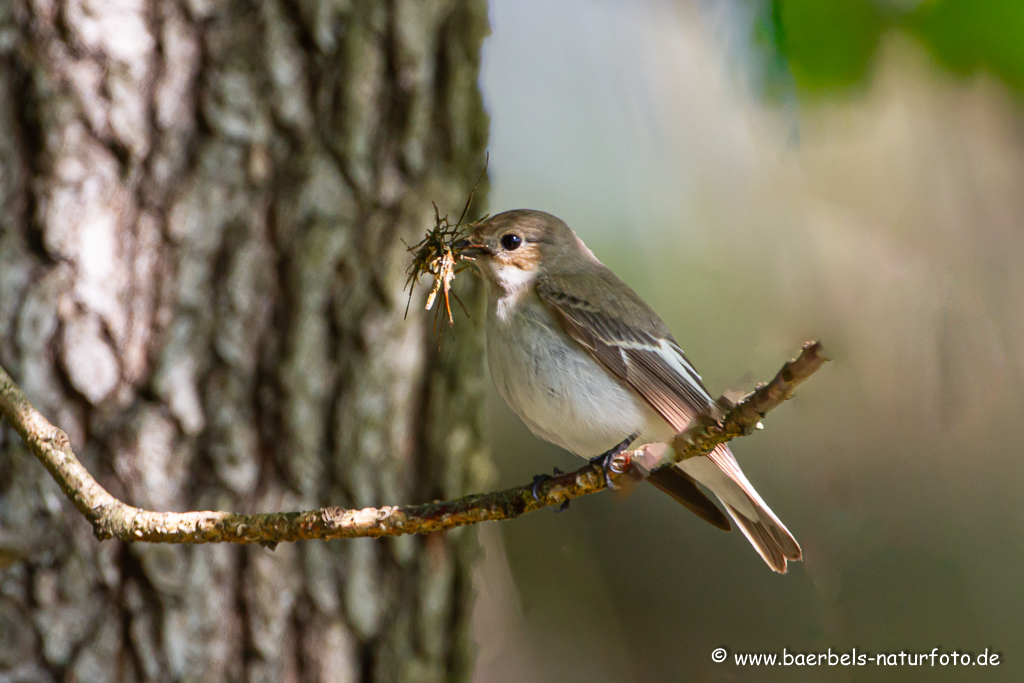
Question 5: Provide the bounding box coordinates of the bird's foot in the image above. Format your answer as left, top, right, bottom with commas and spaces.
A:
590, 432, 639, 489
531, 467, 570, 512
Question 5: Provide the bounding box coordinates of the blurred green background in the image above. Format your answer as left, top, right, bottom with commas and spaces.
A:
467, 1, 1024, 681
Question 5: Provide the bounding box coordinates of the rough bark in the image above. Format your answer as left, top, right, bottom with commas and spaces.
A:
0, 1, 491, 682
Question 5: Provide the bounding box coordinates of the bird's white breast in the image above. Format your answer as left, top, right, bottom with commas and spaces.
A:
485, 289, 671, 457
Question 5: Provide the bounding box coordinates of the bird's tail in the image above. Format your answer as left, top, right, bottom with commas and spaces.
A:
676, 444, 802, 573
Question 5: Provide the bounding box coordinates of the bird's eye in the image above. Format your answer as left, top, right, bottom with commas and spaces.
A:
500, 233, 522, 251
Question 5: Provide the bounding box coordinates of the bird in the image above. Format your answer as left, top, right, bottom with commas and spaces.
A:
455, 209, 801, 573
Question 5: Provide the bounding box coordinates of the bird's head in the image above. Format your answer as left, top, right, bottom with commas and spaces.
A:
456, 209, 596, 294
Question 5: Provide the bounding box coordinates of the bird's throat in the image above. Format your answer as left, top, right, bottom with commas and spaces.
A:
487, 266, 537, 322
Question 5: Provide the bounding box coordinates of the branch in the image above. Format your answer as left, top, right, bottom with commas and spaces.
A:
672, 339, 829, 457
0, 342, 828, 545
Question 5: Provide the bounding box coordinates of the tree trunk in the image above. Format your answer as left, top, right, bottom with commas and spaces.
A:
0, 1, 490, 681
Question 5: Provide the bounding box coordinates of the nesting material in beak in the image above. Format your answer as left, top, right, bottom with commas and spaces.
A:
404, 155, 489, 328
404, 207, 488, 326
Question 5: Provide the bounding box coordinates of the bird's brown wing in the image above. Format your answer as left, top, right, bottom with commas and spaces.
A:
536, 273, 718, 432
536, 273, 729, 530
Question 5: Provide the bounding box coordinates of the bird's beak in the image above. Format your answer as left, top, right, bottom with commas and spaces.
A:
453, 238, 491, 258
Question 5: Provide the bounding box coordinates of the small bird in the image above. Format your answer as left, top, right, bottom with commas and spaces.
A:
457, 209, 801, 572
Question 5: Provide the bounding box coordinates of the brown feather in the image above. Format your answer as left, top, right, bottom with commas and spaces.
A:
647, 466, 731, 531
537, 274, 717, 429
726, 505, 794, 573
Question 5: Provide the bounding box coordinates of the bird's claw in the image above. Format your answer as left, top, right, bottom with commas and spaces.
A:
590, 432, 638, 489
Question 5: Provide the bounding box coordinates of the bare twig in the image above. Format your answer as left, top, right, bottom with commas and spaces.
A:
672, 340, 829, 457
0, 342, 827, 545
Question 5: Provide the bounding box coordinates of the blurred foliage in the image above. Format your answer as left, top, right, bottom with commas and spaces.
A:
755, 0, 1024, 94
